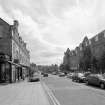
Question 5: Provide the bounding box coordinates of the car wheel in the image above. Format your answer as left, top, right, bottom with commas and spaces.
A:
100, 83, 105, 89
77, 79, 79, 83
86, 80, 89, 85
75, 79, 77, 82
78, 80, 80, 83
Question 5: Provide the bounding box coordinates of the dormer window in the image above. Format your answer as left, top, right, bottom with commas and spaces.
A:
75, 50, 77, 54
80, 45, 82, 51
89, 40, 91, 45
85, 41, 88, 46
71, 52, 73, 56
95, 36, 98, 41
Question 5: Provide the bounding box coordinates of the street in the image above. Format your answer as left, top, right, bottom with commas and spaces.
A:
42, 75, 105, 105
1, 1, 105, 105
1, 75, 105, 105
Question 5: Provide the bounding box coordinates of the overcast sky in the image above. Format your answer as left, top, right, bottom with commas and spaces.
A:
0, 0, 105, 65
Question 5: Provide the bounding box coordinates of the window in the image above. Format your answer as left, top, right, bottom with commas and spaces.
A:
72, 52, 73, 56
89, 40, 91, 45
95, 36, 98, 41
85, 41, 88, 46
0, 26, 3, 38
11, 30, 14, 36
75, 50, 77, 54
80, 45, 82, 51
104, 32, 105, 37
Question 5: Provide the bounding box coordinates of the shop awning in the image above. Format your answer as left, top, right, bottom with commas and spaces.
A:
7, 60, 30, 69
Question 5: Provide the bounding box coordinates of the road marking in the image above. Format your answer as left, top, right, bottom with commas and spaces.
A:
41, 82, 61, 105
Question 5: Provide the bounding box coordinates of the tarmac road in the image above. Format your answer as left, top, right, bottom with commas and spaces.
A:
42, 75, 105, 105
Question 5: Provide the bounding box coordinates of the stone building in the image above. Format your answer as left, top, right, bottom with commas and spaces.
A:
0, 18, 30, 83
63, 30, 105, 72
90, 30, 105, 59
69, 50, 78, 71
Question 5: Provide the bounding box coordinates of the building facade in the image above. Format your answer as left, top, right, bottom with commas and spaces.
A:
90, 30, 105, 59
63, 30, 105, 72
0, 18, 30, 83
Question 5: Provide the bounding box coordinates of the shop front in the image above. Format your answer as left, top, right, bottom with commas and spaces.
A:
8, 61, 23, 83
0, 54, 29, 83
0, 54, 11, 83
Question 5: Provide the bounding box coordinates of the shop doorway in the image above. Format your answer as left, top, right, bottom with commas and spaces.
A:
0, 63, 6, 82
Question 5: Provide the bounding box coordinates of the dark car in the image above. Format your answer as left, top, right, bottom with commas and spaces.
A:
83, 72, 91, 82
43, 73, 48, 77
41, 72, 44, 75
84, 72, 91, 77
29, 73, 40, 82
52, 72, 57, 75
86, 74, 105, 89
72, 73, 86, 82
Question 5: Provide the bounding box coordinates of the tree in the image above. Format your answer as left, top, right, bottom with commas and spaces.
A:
63, 48, 71, 71
59, 63, 65, 71
98, 51, 105, 73
79, 59, 84, 71
79, 46, 92, 72
64, 64, 70, 71
91, 56, 98, 73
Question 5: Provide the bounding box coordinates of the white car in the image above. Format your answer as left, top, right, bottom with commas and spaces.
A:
29, 73, 40, 82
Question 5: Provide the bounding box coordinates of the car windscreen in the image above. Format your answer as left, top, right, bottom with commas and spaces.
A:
78, 73, 84, 77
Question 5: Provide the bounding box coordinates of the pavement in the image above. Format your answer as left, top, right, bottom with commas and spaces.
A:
0, 79, 50, 105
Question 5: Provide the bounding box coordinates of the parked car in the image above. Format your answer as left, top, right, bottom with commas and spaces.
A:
43, 73, 48, 77
29, 73, 40, 82
86, 74, 105, 89
67, 73, 73, 79
52, 72, 57, 75
72, 73, 86, 82
59, 73, 65, 77
41, 72, 44, 75
84, 72, 91, 77
83, 72, 91, 82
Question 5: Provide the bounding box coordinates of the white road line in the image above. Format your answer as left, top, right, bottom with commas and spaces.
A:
41, 82, 61, 105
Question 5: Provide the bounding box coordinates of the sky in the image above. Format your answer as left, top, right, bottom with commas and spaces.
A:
0, 0, 105, 65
